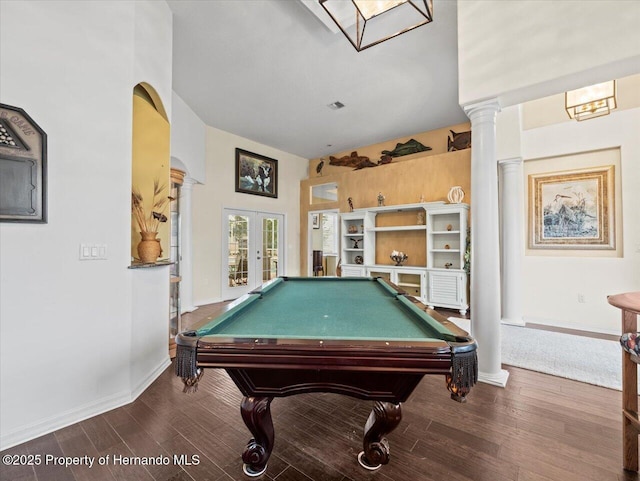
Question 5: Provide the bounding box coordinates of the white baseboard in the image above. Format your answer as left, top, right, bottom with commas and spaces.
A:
501, 317, 526, 327
523, 316, 618, 336
131, 357, 172, 400
478, 369, 510, 387
1, 357, 171, 452
0, 389, 130, 451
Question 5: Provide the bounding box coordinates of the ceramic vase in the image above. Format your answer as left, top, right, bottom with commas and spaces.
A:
138, 231, 161, 263
447, 186, 465, 204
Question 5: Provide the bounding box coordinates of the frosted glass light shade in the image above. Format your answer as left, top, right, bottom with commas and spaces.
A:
565, 80, 617, 121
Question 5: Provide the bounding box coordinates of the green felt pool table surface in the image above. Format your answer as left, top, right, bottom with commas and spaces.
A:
195, 276, 458, 342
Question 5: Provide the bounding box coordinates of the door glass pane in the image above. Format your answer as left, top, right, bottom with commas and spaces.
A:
262, 216, 279, 282
169, 180, 180, 278
321, 213, 337, 254
228, 215, 249, 287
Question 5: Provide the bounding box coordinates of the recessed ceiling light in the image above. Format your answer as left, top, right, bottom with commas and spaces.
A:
327, 101, 345, 110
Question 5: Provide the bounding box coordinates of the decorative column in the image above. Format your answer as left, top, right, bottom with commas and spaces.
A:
463, 99, 509, 387
180, 177, 197, 313
499, 158, 524, 326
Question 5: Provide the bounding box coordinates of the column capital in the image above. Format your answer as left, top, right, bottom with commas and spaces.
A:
182, 176, 199, 189
463, 98, 501, 121
498, 157, 523, 168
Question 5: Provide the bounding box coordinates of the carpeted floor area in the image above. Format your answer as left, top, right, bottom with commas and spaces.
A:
500, 324, 624, 390
449, 318, 628, 391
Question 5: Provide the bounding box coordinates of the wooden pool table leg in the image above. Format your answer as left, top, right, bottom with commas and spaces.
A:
358, 401, 402, 470
240, 396, 274, 477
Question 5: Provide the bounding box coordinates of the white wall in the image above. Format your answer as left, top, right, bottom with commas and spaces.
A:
0, 0, 173, 449
192, 127, 308, 305
519, 108, 640, 334
457, 0, 640, 107
458, 0, 640, 335
171, 91, 206, 183
496, 105, 522, 160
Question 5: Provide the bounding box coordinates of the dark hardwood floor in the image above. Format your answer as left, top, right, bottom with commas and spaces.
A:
1, 304, 638, 481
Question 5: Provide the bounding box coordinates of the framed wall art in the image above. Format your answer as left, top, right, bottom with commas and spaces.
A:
235, 148, 278, 198
0, 103, 47, 223
528, 165, 615, 249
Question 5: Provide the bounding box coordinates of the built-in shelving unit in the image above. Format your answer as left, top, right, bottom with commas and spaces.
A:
340, 212, 365, 271
341, 202, 469, 314
426, 207, 467, 270
169, 168, 184, 358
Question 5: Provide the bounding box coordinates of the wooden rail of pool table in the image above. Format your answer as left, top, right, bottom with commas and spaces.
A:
608, 291, 640, 472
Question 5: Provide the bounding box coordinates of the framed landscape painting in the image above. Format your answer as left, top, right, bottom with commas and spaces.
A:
529, 166, 615, 249
235, 148, 278, 198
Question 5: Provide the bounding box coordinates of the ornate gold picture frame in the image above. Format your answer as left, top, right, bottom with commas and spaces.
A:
529, 166, 615, 249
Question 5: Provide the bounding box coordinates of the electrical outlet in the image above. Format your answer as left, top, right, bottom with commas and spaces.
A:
577, 293, 586, 303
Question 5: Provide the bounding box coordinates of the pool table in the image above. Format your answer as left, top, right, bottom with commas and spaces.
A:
175, 276, 477, 477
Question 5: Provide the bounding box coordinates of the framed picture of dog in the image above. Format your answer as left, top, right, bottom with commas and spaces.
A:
235, 148, 278, 199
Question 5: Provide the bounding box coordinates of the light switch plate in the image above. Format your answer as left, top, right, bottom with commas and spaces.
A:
80, 243, 107, 260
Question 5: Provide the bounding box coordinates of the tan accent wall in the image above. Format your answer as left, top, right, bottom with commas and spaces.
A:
300, 123, 471, 274
131, 91, 171, 261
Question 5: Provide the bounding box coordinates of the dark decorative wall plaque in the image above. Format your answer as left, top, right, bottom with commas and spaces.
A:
0, 103, 47, 222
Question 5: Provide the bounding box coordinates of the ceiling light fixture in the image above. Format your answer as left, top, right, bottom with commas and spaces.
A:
565, 80, 617, 121
319, 0, 433, 52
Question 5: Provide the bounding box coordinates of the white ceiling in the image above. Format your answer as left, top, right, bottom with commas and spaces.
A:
167, 0, 466, 159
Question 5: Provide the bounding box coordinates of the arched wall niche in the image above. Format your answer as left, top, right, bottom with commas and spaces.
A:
134, 82, 168, 121
131, 82, 171, 262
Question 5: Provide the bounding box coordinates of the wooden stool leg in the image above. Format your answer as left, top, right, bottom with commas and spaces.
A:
609, 293, 640, 472
621, 308, 639, 471
622, 349, 639, 471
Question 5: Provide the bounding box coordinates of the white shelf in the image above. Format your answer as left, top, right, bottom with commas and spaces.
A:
431, 230, 461, 235
368, 225, 427, 232
352, 201, 444, 214
431, 248, 461, 253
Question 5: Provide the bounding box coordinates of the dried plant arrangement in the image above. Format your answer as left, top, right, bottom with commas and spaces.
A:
131, 179, 172, 233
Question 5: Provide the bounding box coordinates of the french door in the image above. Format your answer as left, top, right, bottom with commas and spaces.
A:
222, 209, 284, 300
